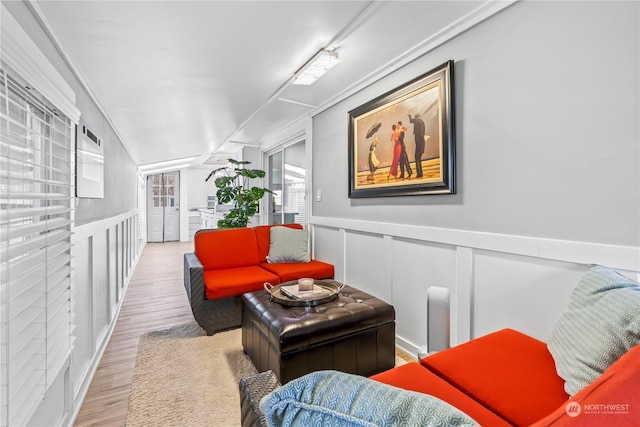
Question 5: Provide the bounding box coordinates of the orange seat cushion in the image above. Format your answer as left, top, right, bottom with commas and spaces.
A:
203, 266, 280, 299
254, 223, 303, 262
531, 343, 640, 426
371, 362, 513, 427
421, 328, 569, 426
259, 260, 334, 282
195, 228, 260, 270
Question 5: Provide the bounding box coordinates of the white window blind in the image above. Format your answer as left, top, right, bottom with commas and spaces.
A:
0, 63, 74, 427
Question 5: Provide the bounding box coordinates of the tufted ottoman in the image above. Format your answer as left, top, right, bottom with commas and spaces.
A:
241, 283, 396, 384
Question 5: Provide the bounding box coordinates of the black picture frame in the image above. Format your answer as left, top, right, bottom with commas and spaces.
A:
348, 60, 455, 198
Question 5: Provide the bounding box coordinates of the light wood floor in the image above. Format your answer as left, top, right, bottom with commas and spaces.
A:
73, 242, 195, 427
73, 241, 414, 427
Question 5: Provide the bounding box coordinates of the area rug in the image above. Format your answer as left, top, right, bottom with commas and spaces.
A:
126, 321, 410, 426
126, 322, 257, 427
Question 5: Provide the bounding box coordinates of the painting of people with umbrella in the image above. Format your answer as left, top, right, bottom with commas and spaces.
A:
348, 60, 456, 198
366, 122, 381, 182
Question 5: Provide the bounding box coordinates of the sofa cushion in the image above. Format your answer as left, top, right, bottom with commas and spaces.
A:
260, 370, 480, 427
194, 228, 260, 270
371, 362, 512, 427
203, 266, 280, 299
260, 260, 334, 282
421, 328, 568, 427
267, 226, 310, 263
547, 265, 640, 396
255, 224, 303, 262
531, 343, 640, 426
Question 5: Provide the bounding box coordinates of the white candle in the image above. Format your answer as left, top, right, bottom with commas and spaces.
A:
298, 278, 314, 291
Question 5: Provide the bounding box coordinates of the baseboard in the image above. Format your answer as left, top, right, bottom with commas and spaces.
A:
395, 335, 419, 362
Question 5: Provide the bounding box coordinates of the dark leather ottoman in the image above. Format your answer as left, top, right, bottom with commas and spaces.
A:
241, 283, 396, 384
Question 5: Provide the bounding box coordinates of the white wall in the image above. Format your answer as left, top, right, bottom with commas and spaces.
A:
179, 167, 218, 241
310, 1, 639, 357
313, 1, 639, 246
178, 148, 263, 241
183, 167, 217, 210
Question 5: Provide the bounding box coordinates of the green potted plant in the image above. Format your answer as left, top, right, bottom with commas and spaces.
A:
205, 158, 273, 229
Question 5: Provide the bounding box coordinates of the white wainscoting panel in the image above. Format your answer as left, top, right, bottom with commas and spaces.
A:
118, 223, 124, 291
92, 232, 109, 346
472, 252, 583, 342
391, 238, 456, 357
344, 231, 392, 303
108, 226, 118, 319
452, 247, 473, 346
311, 216, 640, 358
69, 238, 93, 397
312, 226, 344, 280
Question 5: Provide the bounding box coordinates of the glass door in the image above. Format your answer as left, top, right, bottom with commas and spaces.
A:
267, 141, 306, 225
283, 142, 306, 224
268, 151, 283, 224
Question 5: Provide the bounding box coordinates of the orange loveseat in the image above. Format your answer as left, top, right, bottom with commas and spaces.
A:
240, 265, 640, 426
240, 329, 640, 427
183, 224, 334, 335
373, 329, 639, 426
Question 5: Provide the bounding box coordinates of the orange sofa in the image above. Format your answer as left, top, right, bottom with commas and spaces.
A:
240, 329, 640, 426
184, 224, 334, 335
373, 329, 639, 426
240, 265, 640, 426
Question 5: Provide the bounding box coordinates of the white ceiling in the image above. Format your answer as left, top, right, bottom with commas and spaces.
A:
32, 0, 490, 169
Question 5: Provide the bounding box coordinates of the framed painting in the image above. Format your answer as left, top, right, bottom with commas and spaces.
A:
348, 60, 455, 198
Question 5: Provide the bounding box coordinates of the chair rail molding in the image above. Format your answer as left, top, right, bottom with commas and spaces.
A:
310, 216, 639, 272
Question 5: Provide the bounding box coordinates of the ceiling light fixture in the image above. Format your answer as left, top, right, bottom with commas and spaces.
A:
139, 156, 199, 175
293, 49, 341, 85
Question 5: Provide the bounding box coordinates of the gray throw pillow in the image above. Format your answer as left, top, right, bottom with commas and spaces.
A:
547, 265, 640, 396
267, 226, 310, 263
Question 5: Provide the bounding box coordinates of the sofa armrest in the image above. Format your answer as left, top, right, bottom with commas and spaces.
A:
184, 252, 204, 303
239, 370, 281, 427
183, 252, 242, 335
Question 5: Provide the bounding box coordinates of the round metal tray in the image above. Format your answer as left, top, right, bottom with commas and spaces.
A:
264, 279, 345, 307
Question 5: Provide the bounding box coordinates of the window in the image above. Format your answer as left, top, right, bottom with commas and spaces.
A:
0, 64, 74, 427
151, 174, 176, 208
